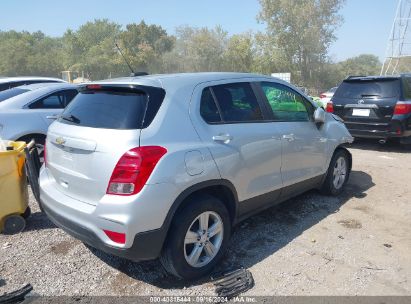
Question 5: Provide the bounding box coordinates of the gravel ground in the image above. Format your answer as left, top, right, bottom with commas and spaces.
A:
1, 139, 410, 297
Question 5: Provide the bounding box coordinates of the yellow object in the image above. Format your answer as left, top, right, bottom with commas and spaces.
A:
0, 141, 28, 232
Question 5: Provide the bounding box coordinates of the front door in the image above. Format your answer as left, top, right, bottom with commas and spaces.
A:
191, 80, 283, 211
258, 82, 328, 196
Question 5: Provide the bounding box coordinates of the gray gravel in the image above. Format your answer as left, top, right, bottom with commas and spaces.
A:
1, 139, 410, 296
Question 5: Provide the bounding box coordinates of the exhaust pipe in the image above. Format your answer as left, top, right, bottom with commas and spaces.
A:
379, 139, 387, 145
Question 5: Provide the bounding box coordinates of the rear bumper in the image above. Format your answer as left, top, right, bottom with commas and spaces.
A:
39, 167, 178, 262
42, 202, 166, 261
345, 119, 411, 139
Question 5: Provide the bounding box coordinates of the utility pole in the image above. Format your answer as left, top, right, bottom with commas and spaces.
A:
381, 0, 411, 75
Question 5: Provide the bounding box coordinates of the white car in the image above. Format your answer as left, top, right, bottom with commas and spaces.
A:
319, 87, 338, 108
0, 83, 78, 156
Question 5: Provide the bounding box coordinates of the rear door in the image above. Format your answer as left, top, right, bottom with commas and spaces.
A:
191, 81, 283, 209
332, 79, 401, 128
27, 89, 78, 126
45, 86, 162, 205
258, 82, 328, 191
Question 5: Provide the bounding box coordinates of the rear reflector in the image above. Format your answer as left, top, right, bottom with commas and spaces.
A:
326, 102, 334, 113
107, 146, 167, 196
394, 101, 411, 115
103, 230, 126, 244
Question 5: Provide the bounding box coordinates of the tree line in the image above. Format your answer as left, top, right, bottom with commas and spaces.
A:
0, 0, 384, 94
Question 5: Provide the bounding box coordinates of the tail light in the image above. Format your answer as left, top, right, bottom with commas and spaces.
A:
107, 146, 167, 196
326, 102, 334, 113
394, 101, 411, 115
320, 94, 326, 99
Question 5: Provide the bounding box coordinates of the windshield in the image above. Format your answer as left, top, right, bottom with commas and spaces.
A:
0, 88, 29, 102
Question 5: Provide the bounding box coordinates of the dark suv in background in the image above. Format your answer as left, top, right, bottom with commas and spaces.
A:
326, 75, 411, 145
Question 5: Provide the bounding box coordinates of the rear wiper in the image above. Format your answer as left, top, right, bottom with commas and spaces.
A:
361, 94, 380, 98
61, 114, 80, 124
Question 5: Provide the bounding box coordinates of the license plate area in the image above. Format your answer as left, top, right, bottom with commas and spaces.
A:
352, 109, 371, 117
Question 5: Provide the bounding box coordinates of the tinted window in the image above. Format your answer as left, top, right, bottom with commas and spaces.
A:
402, 77, 411, 100
59, 90, 148, 129
200, 88, 222, 123
211, 83, 263, 123
334, 79, 400, 99
29, 90, 77, 109
0, 88, 29, 102
261, 82, 312, 122
0, 83, 10, 92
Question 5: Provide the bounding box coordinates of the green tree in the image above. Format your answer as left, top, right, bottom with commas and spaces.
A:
338, 54, 382, 77
258, 0, 345, 87
118, 21, 175, 73
63, 19, 122, 80
0, 30, 64, 77
163, 26, 228, 72
223, 32, 255, 72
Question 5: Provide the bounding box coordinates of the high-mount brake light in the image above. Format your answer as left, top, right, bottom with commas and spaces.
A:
107, 146, 167, 196
86, 84, 102, 90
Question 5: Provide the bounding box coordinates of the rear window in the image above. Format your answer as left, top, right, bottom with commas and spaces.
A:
59, 90, 151, 129
0, 88, 29, 102
334, 79, 400, 99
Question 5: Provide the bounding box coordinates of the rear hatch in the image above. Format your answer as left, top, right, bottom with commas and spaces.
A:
332, 78, 401, 128
45, 84, 165, 205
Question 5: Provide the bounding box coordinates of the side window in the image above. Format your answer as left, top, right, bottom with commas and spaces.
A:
261, 82, 313, 122
28, 90, 77, 109
211, 82, 263, 123
200, 87, 222, 123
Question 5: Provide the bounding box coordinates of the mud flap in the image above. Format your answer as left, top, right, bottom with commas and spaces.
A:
212, 268, 254, 299
24, 140, 41, 208
0, 283, 33, 303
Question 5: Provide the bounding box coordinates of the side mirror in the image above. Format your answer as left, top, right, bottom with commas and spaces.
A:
314, 107, 326, 124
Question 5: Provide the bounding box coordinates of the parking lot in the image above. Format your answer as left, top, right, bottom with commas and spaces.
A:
1, 139, 410, 297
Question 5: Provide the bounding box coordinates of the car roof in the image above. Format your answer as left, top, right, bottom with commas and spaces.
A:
0, 76, 65, 84
94, 72, 277, 88
345, 75, 401, 81
16, 82, 73, 91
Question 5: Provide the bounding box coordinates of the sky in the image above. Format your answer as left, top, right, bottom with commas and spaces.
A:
0, 0, 398, 62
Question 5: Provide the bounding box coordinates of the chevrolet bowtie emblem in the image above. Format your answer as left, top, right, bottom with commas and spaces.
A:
55, 137, 66, 145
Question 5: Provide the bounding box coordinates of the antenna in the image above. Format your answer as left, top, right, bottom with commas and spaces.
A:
381, 0, 411, 75
115, 42, 136, 76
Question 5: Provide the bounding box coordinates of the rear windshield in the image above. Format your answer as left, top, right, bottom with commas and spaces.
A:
334, 79, 400, 99
58, 90, 148, 129
0, 88, 29, 102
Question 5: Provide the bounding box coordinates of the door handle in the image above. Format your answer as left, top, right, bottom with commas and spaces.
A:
46, 114, 59, 120
212, 134, 233, 144
282, 134, 295, 142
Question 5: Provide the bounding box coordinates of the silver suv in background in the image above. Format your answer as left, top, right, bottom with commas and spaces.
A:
39, 73, 353, 280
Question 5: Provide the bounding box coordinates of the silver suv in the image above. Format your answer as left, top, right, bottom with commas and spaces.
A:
39, 73, 353, 280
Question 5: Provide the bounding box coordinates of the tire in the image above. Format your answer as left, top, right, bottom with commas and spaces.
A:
160, 195, 231, 280
321, 149, 351, 196
3, 215, 26, 234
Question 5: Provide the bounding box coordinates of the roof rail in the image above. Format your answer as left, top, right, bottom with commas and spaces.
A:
345, 75, 367, 80
130, 72, 149, 77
